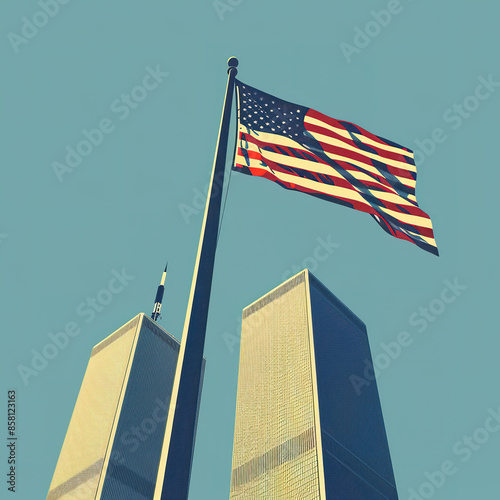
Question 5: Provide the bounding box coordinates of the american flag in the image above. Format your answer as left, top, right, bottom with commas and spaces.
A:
233, 80, 438, 256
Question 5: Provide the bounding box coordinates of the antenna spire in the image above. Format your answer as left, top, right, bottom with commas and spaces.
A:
151, 261, 168, 321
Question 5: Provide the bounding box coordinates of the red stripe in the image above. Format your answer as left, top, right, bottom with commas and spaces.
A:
242, 131, 415, 189
241, 132, 406, 192
235, 149, 434, 237
239, 147, 414, 207
238, 137, 395, 195
307, 108, 414, 156
304, 120, 414, 167
239, 132, 417, 203
314, 139, 416, 182
236, 158, 434, 239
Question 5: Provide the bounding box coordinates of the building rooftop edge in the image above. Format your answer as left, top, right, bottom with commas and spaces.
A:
242, 270, 366, 333
242, 270, 308, 315
91, 313, 142, 352
90, 313, 206, 359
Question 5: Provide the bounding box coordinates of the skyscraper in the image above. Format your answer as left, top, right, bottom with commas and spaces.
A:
230, 270, 399, 499
47, 313, 204, 499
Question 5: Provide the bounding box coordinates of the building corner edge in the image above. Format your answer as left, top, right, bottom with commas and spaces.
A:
304, 270, 327, 500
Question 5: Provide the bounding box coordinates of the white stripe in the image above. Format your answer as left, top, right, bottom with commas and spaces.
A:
236, 154, 372, 208
304, 116, 415, 161
241, 127, 416, 189
315, 150, 415, 190
236, 153, 433, 230
311, 129, 417, 173
243, 143, 419, 209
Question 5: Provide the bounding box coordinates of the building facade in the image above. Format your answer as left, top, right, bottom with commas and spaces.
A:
47, 313, 204, 500
230, 270, 398, 499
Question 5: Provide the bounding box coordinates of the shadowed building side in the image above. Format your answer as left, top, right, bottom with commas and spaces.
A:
230, 270, 398, 499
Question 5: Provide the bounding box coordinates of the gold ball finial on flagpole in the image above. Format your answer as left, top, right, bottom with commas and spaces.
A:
227, 57, 238, 74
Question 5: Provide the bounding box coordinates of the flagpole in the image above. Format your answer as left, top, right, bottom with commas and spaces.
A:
154, 57, 238, 500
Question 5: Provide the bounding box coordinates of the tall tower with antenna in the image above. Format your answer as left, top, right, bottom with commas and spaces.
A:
47, 263, 205, 500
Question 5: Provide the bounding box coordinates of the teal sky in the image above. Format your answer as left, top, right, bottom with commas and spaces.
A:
1, 1, 499, 499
